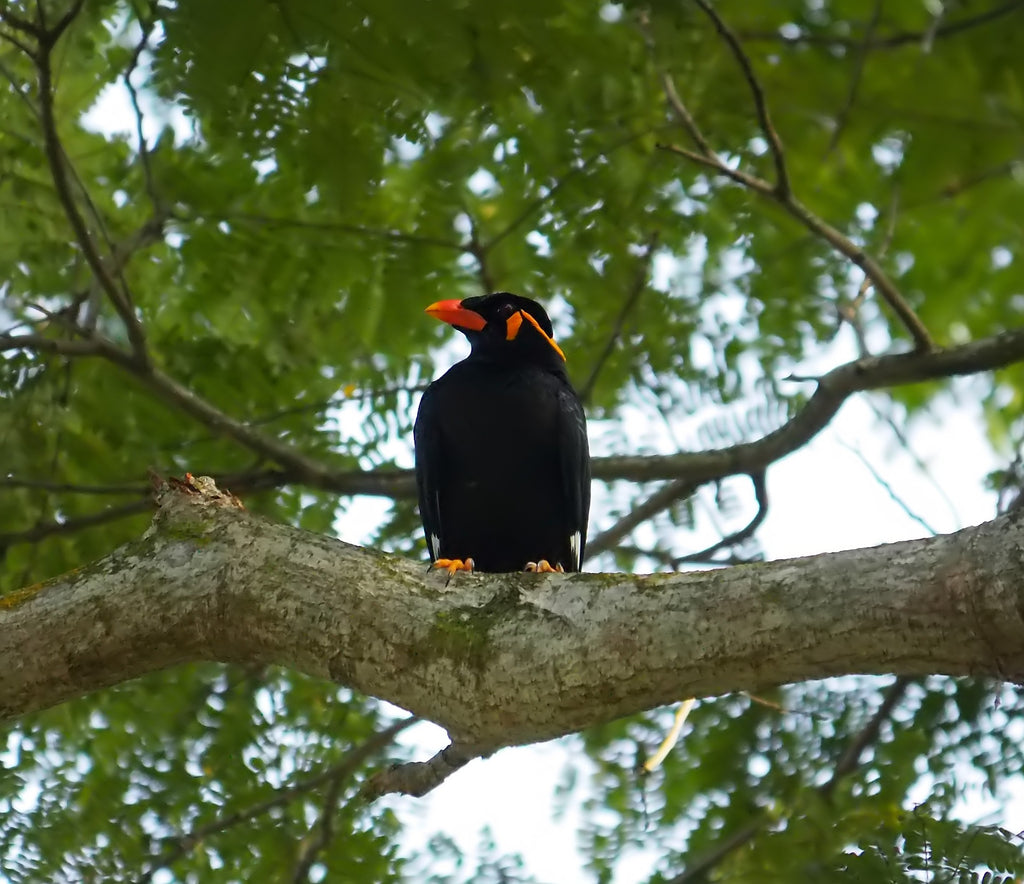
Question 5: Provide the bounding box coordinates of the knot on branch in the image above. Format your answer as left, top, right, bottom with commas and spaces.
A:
151, 473, 246, 518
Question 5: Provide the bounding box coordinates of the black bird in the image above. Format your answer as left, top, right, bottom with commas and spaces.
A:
414, 293, 590, 575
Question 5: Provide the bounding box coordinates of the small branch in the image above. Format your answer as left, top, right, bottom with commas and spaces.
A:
866, 397, 961, 525
586, 478, 699, 561
653, 6, 934, 352
781, 194, 934, 352
666, 677, 913, 882
45, 0, 86, 45
34, 32, 150, 362
0, 478, 146, 495
838, 440, 939, 536
6, 328, 1024, 509
901, 156, 1024, 210
0, 331, 125, 361
673, 472, 768, 566
656, 142, 774, 195
0, 500, 152, 549
822, 677, 912, 796
0, 25, 35, 56
826, 0, 883, 155
692, 0, 790, 197
736, 1, 1024, 51
659, 74, 720, 162
214, 212, 465, 252
364, 742, 483, 799
123, 14, 159, 210
579, 236, 656, 405
2, 326, 362, 492
138, 717, 416, 883
0, 6, 42, 38
291, 769, 345, 883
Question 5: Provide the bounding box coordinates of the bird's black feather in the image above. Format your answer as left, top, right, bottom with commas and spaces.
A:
414, 293, 590, 572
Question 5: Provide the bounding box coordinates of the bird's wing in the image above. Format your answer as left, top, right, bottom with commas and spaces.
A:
557, 384, 591, 571
413, 385, 445, 562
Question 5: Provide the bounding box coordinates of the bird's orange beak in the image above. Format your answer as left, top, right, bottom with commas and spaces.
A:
425, 299, 487, 332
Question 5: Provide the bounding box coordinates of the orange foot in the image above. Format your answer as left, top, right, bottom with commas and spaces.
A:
524, 560, 564, 574
432, 558, 475, 578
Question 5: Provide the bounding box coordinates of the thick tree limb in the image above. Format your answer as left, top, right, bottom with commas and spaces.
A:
3, 479, 1024, 799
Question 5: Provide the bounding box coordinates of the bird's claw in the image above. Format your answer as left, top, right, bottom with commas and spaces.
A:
524, 560, 564, 574
432, 558, 475, 585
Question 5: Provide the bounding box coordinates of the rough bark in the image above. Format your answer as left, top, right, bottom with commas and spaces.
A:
2, 481, 1023, 755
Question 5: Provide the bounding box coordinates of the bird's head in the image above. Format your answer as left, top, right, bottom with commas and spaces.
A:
424, 293, 566, 366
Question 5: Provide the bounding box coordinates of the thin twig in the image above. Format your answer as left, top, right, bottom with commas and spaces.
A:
865, 397, 960, 525
827, 0, 884, 155
692, 0, 790, 196
659, 74, 719, 161
47, 0, 86, 44
653, 5, 935, 352
216, 212, 464, 252
673, 472, 768, 565
900, 156, 1023, 210
579, 236, 657, 404
0, 478, 147, 495
0, 499, 152, 548
33, 20, 150, 362
137, 717, 416, 883
0, 25, 35, 56
290, 767, 346, 883
821, 677, 912, 795
586, 478, 699, 561
837, 440, 939, 536
0, 6, 42, 38
736, 1, 1024, 50
665, 678, 913, 882
123, 13, 159, 209
836, 186, 899, 353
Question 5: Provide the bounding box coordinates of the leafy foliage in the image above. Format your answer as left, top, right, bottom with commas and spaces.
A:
1, 0, 1023, 880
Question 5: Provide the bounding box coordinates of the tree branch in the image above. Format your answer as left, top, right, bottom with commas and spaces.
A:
692, 0, 790, 197
655, 6, 935, 352
5, 327, 1024, 512
33, 10, 150, 362
736, 1, 1024, 51
0, 499, 152, 549
138, 716, 416, 882
284, 324, 1024, 502
3, 479, 1023, 778
666, 676, 914, 882
673, 471, 768, 566
579, 236, 656, 405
